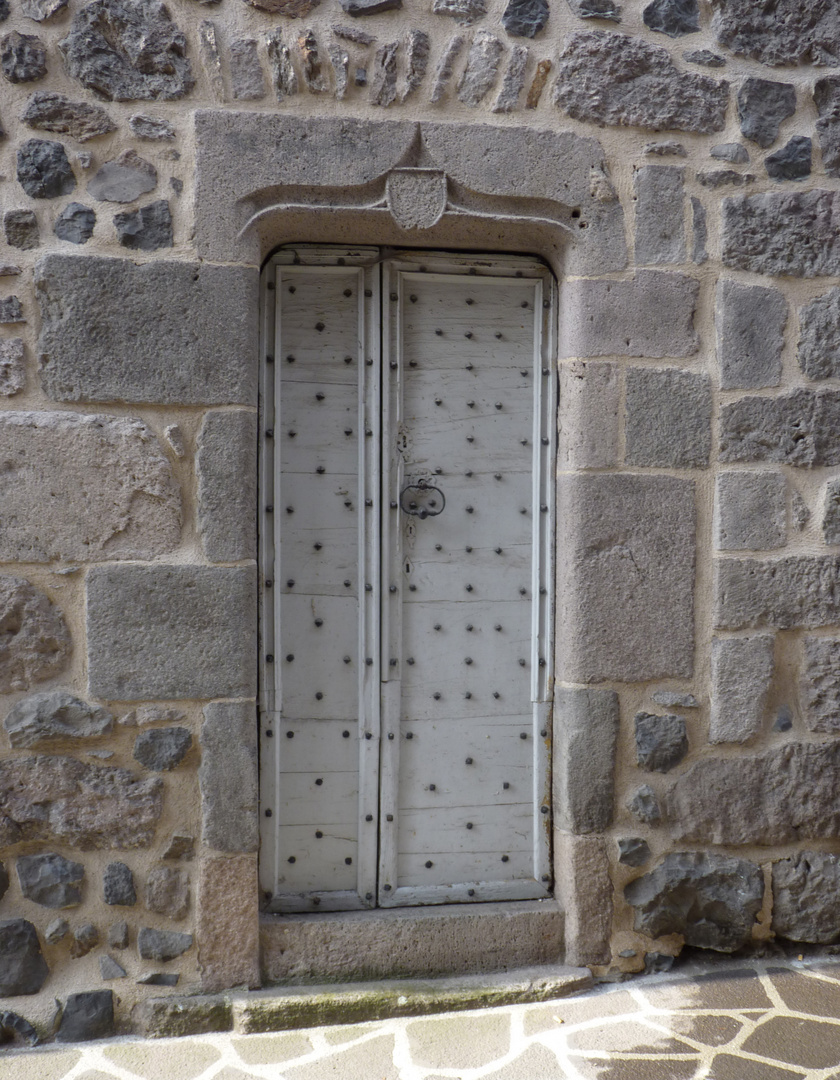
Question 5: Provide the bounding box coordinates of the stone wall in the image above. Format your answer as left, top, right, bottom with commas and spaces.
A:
1, 0, 840, 1045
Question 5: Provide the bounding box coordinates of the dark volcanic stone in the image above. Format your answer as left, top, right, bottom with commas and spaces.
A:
0, 1010, 39, 1046
553, 31, 728, 134
70, 922, 99, 958
138, 927, 193, 961
88, 150, 157, 203
502, 0, 548, 37
4, 690, 112, 748
0, 920, 48, 996
16, 852, 84, 908
114, 200, 172, 251
772, 852, 840, 944
103, 861, 136, 906
737, 78, 796, 148
137, 971, 179, 986
129, 114, 175, 140
643, 0, 699, 38
54, 203, 95, 245
711, 142, 748, 163
618, 838, 651, 867
625, 852, 763, 952
133, 727, 192, 771
722, 190, 840, 278
815, 77, 840, 178
720, 388, 840, 466
712, 0, 840, 67
799, 288, 840, 380
59, 0, 193, 102
635, 712, 688, 773
0, 755, 163, 849
107, 920, 128, 949
1, 32, 47, 82
683, 48, 725, 66
0, 861, 8, 901
667, 741, 840, 844
567, 0, 621, 20
340, 0, 401, 13
0, 0, 8, 19
766, 136, 811, 181
17, 139, 75, 199
22, 92, 116, 142
56, 990, 114, 1043
4, 209, 39, 250
0, 297, 23, 324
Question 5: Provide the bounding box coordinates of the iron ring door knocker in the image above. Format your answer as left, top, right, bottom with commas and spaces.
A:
399, 481, 446, 520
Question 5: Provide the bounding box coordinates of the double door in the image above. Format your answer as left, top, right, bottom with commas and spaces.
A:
259, 246, 555, 912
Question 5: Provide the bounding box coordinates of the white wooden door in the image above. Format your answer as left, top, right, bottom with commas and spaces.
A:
260, 247, 554, 913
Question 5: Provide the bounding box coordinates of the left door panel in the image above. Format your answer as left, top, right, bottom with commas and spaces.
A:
260, 247, 381, 913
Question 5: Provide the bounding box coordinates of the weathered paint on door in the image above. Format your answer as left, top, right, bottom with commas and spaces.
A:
260, 247, 555, 914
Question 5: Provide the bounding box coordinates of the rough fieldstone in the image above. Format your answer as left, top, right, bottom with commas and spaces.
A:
737, 78, 796, 149
108, 921, 128, 948
114, 199, 172, 250
103, 862, 135, 906
60, 0, 192, 101
554, 688, 619, 834
457, 31, 503, 106
88, 150, 157, 203
653, 692, 698, 709
710, 635, 774, 744
56, 990, 113, 1042
145, 866, 189, 919
0, 412, 180, 562
0, 755, 162, 848
715, 279, 787, 390
230, 39, 265, 100
773, 852, 840, 944
553, 31, 728, 133
801, 637, 840, 732
556, 475, 695, 683
4, 691, 112, 748
4, 209, 39, 250
635, 713, 688, 773
129, 114, 175, 140
567, 0, 621, 20
22, 0, 65, 19
245, 0, 319, 11
618, 838, 651, 867
0, 861, 7, 902
799, 288, 840, 380
0, 576, 69, 693
492, 45, 527, 111
137, 972, 179, 986
697, 169, 755, 189
22, 92, 115, 143
643, 0, 698, 37
712, 142, 749, 163
200, 702, 258, 853
403, 28, 430, 99
17, 852, 84, 907
625, 368, 711, 468
668, 740, 840, 844
815, 77, 840, 178
824, 480, 840, 545
44, 917, 68, 943
720, 388, 840, 467
54, 202, 95, 244
502, 0, 548, 37
0, 1011, 38, 1046
714, 471, 786, 551
560, 272, 699, 358
684, 48, 725, 65
138, 927, 193, 961
628, 785, 661, 824
0, 297, 24, 324
634, 166, 685, 265
625, 852, 763, 952
723, 190, 840, 278
766, 137, 811, 182
712, 0, 840, 66
71, 923, 99, 958
134, 727, 192, 772
100, 954, 127, 979
88, 565, 257, 700
0, 920, 48, 996
691, 196, 707, 264
432, 0, 486, 22
197, 415, 256, 562
341, 0, 400, 11
369, 41, 398, 107
265, 30, 298, 99
558, 361, 620, 469
162, 835, 194, 861
17, 139, 75, 199
36, 255, 258, 405
0, 340, 22, 399
1, 32, 46, 82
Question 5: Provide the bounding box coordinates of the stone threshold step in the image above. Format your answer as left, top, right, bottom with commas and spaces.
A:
139, 964, 593, 1039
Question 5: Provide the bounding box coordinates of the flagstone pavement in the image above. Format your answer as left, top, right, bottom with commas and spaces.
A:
6, 957, 840, 1079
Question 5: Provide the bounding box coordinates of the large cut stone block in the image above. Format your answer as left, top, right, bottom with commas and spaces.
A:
0, 412, 180, 561
87, 565, 258, 700
800, 637, 840, 733
667, 741, 840, 844
35, 255, 258, 405
556, 474, 695, 683
772, 852, 840, 944
197, 854, 259, 991
555, 834, 612, 966
722, 191, 840, 278
720, 389, 840, 467
798, 287, 840, 380
558, 361, 620, 470
553, 687, 618, 834
559, 272, 699, 359
710, 635, 775, 743
634, 166, 685, 265
715, 280, 787, 389
714, 471, 786, 551
199, 701, 259, 853
625, 367, 711, 467
715, 555, 840, 630
196, 410, 257, 563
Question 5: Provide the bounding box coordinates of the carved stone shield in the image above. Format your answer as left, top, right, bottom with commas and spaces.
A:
386, 169, 447, 230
